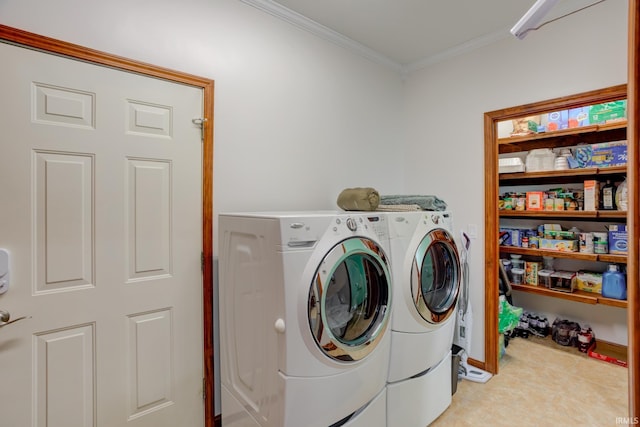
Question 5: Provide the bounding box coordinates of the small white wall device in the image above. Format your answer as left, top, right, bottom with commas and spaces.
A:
510, 0, 559, 39
0, 249, 9, 294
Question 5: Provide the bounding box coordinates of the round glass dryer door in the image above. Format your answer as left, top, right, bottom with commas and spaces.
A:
308, 237, 391, 362
411, 228, 461, 324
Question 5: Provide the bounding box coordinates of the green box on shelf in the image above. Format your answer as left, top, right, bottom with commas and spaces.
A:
588, 100, 626, 124
543, 230, 577, 240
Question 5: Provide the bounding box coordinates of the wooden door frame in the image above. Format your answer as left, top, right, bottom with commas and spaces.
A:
627, 0, 639, 417
483, 83, 628, 375
0, 24, 216, 427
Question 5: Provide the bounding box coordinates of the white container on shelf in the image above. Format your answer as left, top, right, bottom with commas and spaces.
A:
511, 268, 525, 285
525, 148, 556, 172
499, 157, 525, 173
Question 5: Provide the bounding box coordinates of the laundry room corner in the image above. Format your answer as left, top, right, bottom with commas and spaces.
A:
401, 0, 627, 367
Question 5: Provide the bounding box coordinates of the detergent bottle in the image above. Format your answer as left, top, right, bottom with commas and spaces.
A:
602, 264, 627, 300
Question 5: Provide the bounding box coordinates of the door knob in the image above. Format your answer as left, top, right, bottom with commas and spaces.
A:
0, 310, 27, 328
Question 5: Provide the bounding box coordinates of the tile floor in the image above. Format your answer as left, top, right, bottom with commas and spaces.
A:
431, 336, 629, 427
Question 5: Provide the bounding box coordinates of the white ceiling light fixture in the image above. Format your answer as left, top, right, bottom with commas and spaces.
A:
510, 0, 559, 40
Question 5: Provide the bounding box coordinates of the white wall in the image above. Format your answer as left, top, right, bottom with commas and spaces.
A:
403, 0, 628, 360
0, 0, 405, 417
0, 0, 406, 253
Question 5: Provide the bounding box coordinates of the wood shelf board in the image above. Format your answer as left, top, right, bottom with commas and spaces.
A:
598, 210, 629, 219
498, 122, 627, 154
498, 121, 627, 144
512, 284, 598, 304
499, 210, 627, 221
499, 210, 598, 219
500, 246, 598, 261
511, 284, 628, 308
598, 254, 628, 263
598, 296, 628, 308
500, 166, 626, 181
499, 246, 627, 263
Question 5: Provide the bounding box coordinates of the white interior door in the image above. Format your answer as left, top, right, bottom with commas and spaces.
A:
0, 41, 204, 427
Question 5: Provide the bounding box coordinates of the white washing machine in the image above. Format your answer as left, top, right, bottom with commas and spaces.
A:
384, 211, 461, 427
218, 211, 393, 427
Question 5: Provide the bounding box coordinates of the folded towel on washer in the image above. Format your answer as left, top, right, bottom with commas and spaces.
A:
375, 204, 422, 212
336, 187, 380, 211
379, 195, 447, 211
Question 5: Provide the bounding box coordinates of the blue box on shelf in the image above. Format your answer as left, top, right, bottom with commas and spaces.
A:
575, 141, 627, 168
608, 225, 628, 255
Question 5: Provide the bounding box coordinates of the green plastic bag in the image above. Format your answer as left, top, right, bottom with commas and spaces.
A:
498, 295, 523, 334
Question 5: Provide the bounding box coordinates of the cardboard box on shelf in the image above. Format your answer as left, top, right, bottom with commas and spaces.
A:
553, 198, 565, 211
568, 106, 590, 128
574, 271, 603, 294
525, 261, 542, 286
511, 115, 541, 136
543, 230, 578, 240
526, 191, 544, 211
499, 228, 521, 246
583, 141, 627, 168
588, 100, 626, 124
542, 110, 569, 132
539, 238, 579, 252
608, 224, 628, 254
544, 224, 562, 231
583, 180, 598, 211
544, 198, 555, 211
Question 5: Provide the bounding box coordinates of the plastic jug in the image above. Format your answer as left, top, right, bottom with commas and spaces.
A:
602, 264, 627, 300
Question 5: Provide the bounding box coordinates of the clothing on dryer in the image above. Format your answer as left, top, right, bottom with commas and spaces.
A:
337, 187, 380, 211
379, 194, 447, 211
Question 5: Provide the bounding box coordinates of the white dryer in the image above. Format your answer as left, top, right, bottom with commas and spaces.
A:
219, 211, 393, 427
384, 211, 461, 427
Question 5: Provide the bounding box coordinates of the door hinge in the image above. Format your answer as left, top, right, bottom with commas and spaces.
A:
192, 118, 208, 142
201, 252, 204, 272
202, 378, 207, 400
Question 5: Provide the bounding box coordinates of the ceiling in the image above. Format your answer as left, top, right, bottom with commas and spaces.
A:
241, 0, 606, 71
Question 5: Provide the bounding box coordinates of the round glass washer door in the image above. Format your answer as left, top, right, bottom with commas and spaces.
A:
411, 228, 461, 324
308, 237, 391, 362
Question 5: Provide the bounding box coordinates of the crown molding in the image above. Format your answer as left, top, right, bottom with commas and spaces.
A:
239, 0, 403, 72
240, 0, 512, 77
403, 29, 510, 74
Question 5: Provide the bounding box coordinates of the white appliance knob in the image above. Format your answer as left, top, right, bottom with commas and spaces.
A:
346, 218, 357, 231
274, 318, 286, 333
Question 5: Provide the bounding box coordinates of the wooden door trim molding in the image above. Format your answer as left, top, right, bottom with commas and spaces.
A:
628, 0, 640, 417
0, 24, 216, 427
483, 84, 629, 365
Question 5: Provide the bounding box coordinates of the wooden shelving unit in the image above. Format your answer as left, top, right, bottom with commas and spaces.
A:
484, 84, 629, 376
497, 116, 628, 309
